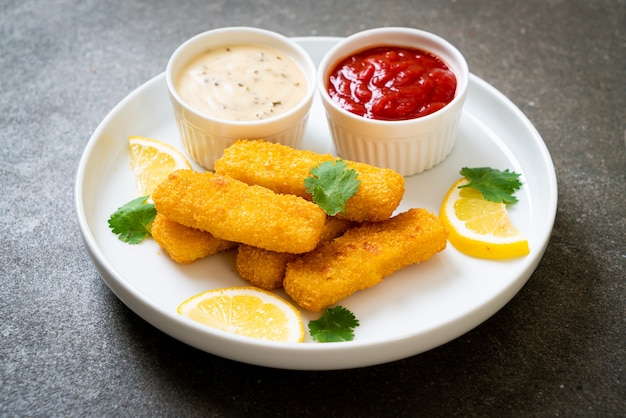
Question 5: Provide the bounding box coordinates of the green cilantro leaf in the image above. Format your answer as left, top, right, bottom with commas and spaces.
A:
108, 196, 157, 244
304, 159, 360, 216
308, 306, 360, 342
459, 167, 522, 204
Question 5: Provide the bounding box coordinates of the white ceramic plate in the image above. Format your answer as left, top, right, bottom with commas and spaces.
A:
75, 37, 557, 370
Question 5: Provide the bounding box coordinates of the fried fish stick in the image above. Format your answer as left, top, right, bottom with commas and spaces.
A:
152, 170, 326, 254
236, 216, 355, 290
236, 246, 298, 290
214, 139, 405, 222
151, 213, 236, 264
283, 208, 448, 311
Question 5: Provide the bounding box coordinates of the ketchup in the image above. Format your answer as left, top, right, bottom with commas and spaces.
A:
328, 46, 456, 121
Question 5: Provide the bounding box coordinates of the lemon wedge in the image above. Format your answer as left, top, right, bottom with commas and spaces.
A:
128, 135, 192, 197
178, 286, 305, 343
440, 178, 530, 259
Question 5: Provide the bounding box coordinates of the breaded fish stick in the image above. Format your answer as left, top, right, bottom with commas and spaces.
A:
152, 170, 326, 254
283, 208, 448, 311
151, 213, 236, 264
214, 139, 405, 222
236, 247, 298, 291
236, 216, 354, 290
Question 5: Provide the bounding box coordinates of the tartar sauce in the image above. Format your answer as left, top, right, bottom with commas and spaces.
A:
176, 45, 307, 121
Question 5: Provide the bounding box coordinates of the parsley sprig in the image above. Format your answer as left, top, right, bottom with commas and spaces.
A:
304, 159, 360, 216
308, 306, 360, 342
459, 167, 522, 204
108, 196, 157, 244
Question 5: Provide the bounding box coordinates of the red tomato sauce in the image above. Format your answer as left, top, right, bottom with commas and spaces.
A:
327, 46, 457, 121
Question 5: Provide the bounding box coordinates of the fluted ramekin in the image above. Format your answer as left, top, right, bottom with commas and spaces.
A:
166, 27, 316, 170
318, 27, 469, 176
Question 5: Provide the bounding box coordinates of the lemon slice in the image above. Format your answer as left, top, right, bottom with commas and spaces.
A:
128, 135, 192, 197
178, 286, 305, 343
440, 178, 530, 259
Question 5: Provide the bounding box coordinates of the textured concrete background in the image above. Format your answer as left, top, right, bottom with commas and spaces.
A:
1, 0, 624, 415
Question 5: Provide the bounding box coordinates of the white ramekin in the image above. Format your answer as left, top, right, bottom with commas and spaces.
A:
318, 27, 469, 176
166, 27, 316, 170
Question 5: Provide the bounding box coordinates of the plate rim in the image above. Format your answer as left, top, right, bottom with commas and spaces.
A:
74, 36, 557, 370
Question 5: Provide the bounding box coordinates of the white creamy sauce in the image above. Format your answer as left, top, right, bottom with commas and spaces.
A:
176, 45, 307, 121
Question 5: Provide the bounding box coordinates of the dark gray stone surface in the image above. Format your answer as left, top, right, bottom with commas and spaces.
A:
1, 0, 624, 415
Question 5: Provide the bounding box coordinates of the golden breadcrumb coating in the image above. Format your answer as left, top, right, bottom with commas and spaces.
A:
236, 246, 298, 290
236, 216, 355, 290
214, 139, 405, 222
151, 213, 236, 264
152, 170, 326, 254
283, 208, 449, 312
